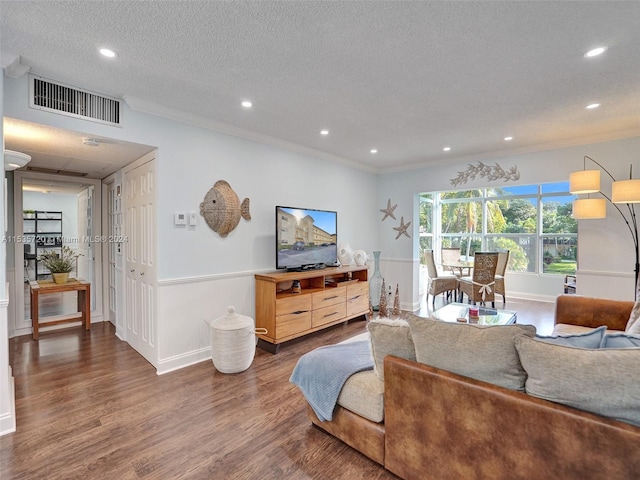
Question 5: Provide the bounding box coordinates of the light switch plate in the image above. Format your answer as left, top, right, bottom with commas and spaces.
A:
174, 212, 187, 225
189, 212, 198, 226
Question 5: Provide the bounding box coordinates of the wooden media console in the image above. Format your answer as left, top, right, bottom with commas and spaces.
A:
255, 265, 369, 353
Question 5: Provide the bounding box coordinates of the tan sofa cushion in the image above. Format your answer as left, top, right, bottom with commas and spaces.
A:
337, 370, 385, 423
405, 314, 536, 391
367, 318, 416, 381
515, 334, 640, 427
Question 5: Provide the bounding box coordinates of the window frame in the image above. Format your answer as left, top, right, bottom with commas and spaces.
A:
419, 182, 577, 275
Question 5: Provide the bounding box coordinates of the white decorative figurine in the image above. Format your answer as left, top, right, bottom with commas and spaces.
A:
353, 249, 368, 266
338, 243, 354, 266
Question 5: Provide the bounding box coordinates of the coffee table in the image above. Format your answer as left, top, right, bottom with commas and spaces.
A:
431, 302, 517, 325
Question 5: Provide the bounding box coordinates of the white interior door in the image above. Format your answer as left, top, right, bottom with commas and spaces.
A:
124, 158, 157, 365
106, 181, 120, 325
76, 186, 96, 310
76, 189, 91, 273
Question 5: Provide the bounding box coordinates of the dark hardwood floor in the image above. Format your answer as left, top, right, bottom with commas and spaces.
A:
1, 297, 554, 480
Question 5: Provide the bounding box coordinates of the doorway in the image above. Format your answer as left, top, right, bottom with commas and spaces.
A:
5, 118, 158, 366
13, 172, 104, 336
102, 173, 124, 338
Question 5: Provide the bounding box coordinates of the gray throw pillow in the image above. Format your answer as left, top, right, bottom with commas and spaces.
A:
405, 314, 536, 391
625, 300, 640, 334
367, 318, 416, 381
535, 325, 606, 349
601, 332, 640, 348
514, 334, 640, 427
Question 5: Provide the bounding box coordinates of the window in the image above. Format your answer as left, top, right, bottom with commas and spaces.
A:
419, 193, 434, 253
541, 194, 578, 274
419, 182, 577, 275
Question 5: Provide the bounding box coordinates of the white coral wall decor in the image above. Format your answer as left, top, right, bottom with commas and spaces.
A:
450, 162, 520, 187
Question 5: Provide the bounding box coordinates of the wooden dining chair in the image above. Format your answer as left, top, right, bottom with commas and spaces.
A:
494, 251, 510, 305
458, 252, 499, 307
424, 250, 459, 308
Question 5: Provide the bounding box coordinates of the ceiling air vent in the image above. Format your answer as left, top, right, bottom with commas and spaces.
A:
29, 75, 121, 126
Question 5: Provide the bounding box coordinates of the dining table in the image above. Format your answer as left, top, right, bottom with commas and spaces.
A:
442, 260, 474, 277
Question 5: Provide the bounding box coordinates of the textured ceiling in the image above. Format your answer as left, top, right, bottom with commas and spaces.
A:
2, 1, 640, 177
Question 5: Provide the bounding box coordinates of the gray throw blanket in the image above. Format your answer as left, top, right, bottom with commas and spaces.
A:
290, 340, 373, 422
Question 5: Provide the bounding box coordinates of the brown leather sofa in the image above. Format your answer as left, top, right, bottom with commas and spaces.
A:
308, 295, 640, 479
554, 293, 634, 331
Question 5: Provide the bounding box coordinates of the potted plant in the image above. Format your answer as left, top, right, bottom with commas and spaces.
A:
23, 209, 35, 219
38, 246, 82, 284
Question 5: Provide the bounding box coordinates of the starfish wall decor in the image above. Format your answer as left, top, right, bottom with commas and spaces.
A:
380, 199, 397, 221
393, 216, 411, 239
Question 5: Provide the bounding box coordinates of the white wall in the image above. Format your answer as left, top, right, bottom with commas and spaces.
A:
22, 191, 79, 241
378, 136, 640, 307
3, 74, 378, 374
22, 191, 79, 283
1, 71, 17, 435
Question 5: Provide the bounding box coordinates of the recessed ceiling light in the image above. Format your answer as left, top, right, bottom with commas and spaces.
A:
504, 136, 513, 141
443, 147, 451, 152
320, 130, 329, 135
586, 103, 601, 109
99, 48, 117, 58
241, 100, 252, 108
370, 149, 378, 154
584, 46, 607, 58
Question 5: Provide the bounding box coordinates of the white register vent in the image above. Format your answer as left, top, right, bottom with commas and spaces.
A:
29, 74, 121, 126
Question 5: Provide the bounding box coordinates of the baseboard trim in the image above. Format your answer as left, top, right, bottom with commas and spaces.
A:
156, 346, 212, 375
578, 269, 634, 278
507, 292, 557, 303
0, 375, 16, 436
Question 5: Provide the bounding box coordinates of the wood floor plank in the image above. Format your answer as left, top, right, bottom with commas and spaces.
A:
1, 300, 554, 479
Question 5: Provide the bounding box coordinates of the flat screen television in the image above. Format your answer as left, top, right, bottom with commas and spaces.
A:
276, 206, 338, 271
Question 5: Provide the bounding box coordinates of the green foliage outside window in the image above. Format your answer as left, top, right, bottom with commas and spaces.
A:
419, 183, 577, 275
487, 237, 529, 272
502, 199, 537, 233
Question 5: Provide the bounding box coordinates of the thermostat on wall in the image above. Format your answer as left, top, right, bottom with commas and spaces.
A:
174, 212, 187, 225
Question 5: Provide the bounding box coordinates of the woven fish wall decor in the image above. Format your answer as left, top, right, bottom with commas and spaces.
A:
199, 180, 251, 237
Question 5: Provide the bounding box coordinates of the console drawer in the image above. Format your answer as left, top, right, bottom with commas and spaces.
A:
276, 295, 311, 316
312, 303, 347, 328
277, 310, 312, 339
312, 287, 346, 310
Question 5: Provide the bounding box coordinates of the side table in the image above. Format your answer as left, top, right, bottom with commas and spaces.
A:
30, 279, 91, 340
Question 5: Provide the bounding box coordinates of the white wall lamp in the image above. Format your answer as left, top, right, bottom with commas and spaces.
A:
4, 149, 32, 171
569, 155, 640, 298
